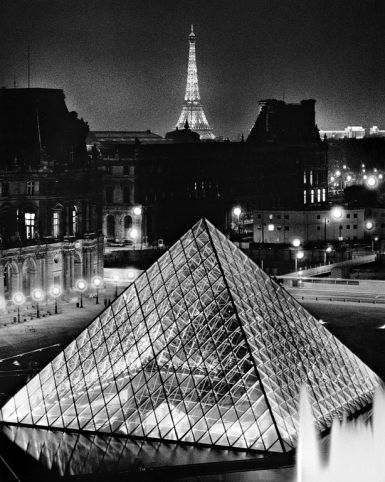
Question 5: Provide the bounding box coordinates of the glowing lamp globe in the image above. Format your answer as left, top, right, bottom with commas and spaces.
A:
127, 269, 136, 282
12, 292, 25, 306
130, 228, 139, 239
297, 251, 305, 260
32, 288, 44, 302
133, 206, 142, 216
76, 279, 87, 292
365, 221, 374, 230
50, 285, 61, 298
331, 207, 343, 220
292, 238, 301, 248
367, 176, 377, 188
233, 207, 242, 217
92, 276, 102, 288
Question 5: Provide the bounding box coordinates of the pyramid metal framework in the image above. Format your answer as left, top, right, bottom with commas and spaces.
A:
176, 25, 215, 140
0, 219, 380, 453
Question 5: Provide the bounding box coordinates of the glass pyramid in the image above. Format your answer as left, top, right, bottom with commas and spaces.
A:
0, 219, 380, 453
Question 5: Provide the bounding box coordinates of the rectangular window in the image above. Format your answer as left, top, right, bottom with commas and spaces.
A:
317, 189, 321, 202
284, 215, 289, 220
0, 181, 9, 196
26, 181, 35, 195
322, 188, 326, 202
310, 170, 313, 185
317, 215, 321, 220
24, 213, 35, 239
346, 225, 350, 229
257, 214, 261, 219
317, 226, 321, 231
304, 190, 307, 204
53, 212, 60, 238
284, 226, 289, 231
303, 171, 307, 184
268, 224, 274, 231
347, 214, 350, 218
353, 225, 358, 229
311, 190, 314, 203
354, 213, 358, 218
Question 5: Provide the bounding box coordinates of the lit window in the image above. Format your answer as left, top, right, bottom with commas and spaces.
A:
72, 207, 78, 235
269, 214, 273, 220
311, 190, 314, 203
304, 190, 307, 204
322, 188, 326, 202
26, 181, 35, 195
53, 212, 60, 238
303, 171, 306, 184
317, 189, 321, 202
310, 170, 313, 185
268, 224, 274, 231
24, 212, 35, 239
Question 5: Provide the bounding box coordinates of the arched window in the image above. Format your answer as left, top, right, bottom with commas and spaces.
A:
72, 206, 79, 235
53, 211, 61, 237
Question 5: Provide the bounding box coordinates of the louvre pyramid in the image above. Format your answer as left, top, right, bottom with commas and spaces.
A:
0, 219, 380, 453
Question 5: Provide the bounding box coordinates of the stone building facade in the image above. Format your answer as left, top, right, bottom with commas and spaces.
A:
0, 87, 103, 301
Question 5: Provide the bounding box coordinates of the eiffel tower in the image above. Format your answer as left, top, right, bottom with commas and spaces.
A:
176, 25, 215, 140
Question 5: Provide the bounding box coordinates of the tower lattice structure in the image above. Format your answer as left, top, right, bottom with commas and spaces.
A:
176, 25, 215, 140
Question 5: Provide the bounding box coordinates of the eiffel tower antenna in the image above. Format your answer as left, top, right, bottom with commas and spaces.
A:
176, 25, 215, 140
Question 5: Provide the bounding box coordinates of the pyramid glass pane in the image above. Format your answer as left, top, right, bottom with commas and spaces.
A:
0, 219, 381, 453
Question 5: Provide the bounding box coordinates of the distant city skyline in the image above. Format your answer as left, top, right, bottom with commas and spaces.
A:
1, 0, 385, 138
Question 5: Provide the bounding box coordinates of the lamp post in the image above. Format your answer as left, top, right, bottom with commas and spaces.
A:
31, 288, 44, 318
365, 220, 374, 251
324, 246, 332, 265
12, 292, 25, 323
331, 206, 344, 241
76, 279, 87, 308
92, 276, 102, 304
112, 274, 120, 298
50, 285, 62, 314
233, 207, 242, 242
292, 238, 301, 272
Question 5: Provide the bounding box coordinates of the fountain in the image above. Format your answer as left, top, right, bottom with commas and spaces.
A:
296, 386, 385, 482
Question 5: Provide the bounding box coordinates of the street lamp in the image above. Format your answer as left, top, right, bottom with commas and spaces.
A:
50, 285, 62, 314
127, 269, 137, 283
365, 220, 375, 251
12, 292, 25, 323
366, 175, 378, 189
112, 274, 120, 298
233, 207, 242, 241
133, 206, 142, 216
292, 238, 301, 272
76, 279, 87, 308
31, 288, 44, 318
331, 206, 344, 241
324, 245, 333, 264
92, 276, 103, 304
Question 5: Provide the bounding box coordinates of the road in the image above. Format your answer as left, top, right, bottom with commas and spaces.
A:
288, 286, 385, 304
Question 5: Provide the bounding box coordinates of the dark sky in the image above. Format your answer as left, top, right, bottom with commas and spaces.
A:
1, 0, 385, 138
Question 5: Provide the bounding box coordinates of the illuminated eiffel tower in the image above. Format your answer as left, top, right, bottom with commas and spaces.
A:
176, 25, 215, 140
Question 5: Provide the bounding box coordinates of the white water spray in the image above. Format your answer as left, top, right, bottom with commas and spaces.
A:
296, 387, 385, 482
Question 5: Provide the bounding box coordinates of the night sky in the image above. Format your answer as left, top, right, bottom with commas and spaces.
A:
1, 0, 385, 138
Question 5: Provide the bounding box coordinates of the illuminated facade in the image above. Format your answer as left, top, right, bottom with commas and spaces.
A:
176, 25, 215, 140
0, 219, 379, 453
